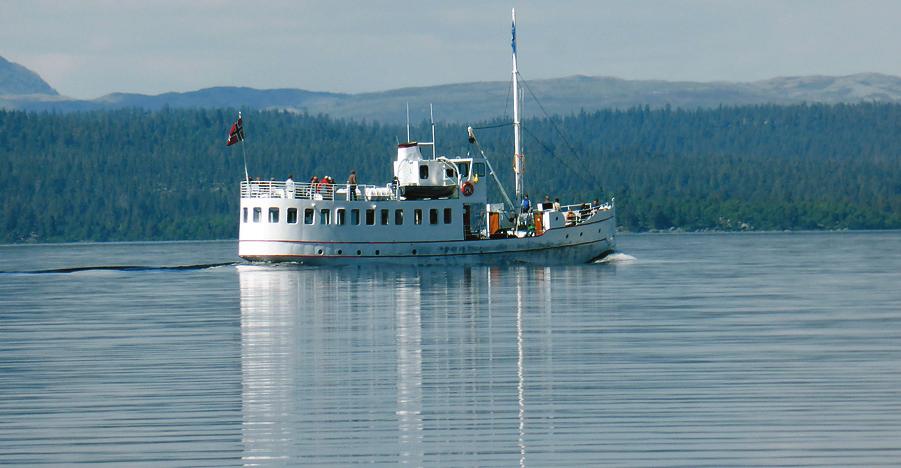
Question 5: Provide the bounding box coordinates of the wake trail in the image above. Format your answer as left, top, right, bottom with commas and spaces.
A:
594, 252, 637, 264
0, 262, 238, 275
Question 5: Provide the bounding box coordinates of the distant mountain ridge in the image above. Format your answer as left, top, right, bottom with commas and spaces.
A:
94, 86, 343, 110
2, 55, 901, 122
0, 56, 58, 96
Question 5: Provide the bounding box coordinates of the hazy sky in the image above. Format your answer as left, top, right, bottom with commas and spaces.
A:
3, 0, 900, 99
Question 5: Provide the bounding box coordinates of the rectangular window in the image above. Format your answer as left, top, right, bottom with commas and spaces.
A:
268, 207, 279, 223
304, 208, 314, 224
380, 209, 389, 225
253, 207, 261, 223
351, 209, 360, 225
287, 208, 298, 224
320, 209, 330, 225
243, 207, 248, 223
445, 168, 454, 178
414, 209, 423, 225
366, 209, 375, 225
444, 208, 452, 224
473, 162, 487, 177
459, 162, 470, 178
429, 208, 438, 225
419, 164, 429, 179
395, 209, 404, 225
336, 208, 346, 225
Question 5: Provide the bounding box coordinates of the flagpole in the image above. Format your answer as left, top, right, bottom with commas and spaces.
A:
239, 111, 249, 183
241, 139, 249, 184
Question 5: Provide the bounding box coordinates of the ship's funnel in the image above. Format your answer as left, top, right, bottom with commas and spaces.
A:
397, 142, 423, 163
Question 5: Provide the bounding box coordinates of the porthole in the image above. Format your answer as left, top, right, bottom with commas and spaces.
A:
317, 249, 323, 255
337, 249, 343, 255
356, 250, 362, 256
412, 249, 417, 255
565, 234, 569, 239
579, 232, 583, 237
375, 250, 380, 255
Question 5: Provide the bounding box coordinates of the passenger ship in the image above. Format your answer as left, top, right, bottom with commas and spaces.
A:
238, 10, 616, 265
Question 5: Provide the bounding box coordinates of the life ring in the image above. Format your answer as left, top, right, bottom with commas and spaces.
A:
461, 181, 475, 196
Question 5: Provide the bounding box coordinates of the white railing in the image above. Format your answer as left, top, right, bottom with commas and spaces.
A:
240, 180, 398, 201
557, 201, 613, 225
513, 201, 612, 227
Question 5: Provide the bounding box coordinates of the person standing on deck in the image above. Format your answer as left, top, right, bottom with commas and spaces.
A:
347, 170, 358, 201
322, 176, 332, 200
285, 174, 295, 199
521, 194, 531, 213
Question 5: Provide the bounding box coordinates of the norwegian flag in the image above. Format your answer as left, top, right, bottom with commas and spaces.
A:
226, 114, 244, 146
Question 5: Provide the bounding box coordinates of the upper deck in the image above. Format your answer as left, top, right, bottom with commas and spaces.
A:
241, 180, 407, 202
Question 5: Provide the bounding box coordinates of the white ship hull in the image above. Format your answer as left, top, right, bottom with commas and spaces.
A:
238, 193, 615, 265
240, 218, 615, 265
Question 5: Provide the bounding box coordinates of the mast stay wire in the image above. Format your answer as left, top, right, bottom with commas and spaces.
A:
516, 72, 607, 198
468, 122, 602, 202
471, 122, 513, 130
520, 125, 604, 198
467, 120, 601, 197
470, 76, 515, 131
468, 73, 606, 203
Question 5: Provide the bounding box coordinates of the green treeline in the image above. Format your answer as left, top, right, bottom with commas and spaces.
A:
0, 103, 899, 243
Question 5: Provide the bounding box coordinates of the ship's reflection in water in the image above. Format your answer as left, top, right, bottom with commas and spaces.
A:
238, 264, 609, 466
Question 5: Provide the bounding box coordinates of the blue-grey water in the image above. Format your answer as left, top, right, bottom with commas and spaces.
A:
1, 232, 900, 467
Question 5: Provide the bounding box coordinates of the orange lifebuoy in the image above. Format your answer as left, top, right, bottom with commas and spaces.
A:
461, 181, 475, 196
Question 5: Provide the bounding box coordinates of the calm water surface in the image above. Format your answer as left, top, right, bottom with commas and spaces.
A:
1, 232, 900, 466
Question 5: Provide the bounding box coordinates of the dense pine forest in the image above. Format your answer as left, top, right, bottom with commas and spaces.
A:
1, 103, 899, 243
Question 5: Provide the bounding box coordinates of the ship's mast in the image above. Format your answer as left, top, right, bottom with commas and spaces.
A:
512, 8, 524, 204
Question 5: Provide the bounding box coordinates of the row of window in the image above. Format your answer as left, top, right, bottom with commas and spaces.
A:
243, 206, 454, 226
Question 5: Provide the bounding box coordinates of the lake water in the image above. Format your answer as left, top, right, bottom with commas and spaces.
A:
1, 232, 900, 466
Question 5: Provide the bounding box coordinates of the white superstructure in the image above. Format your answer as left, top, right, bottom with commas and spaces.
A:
237, 10, 616, 265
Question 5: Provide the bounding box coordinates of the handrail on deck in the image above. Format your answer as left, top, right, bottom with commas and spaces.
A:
240, 180, 398, 201
559, 201, 612, 214
554, 201, 613, 226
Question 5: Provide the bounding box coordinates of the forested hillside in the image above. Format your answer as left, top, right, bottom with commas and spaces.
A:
1, 103, 899, 243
